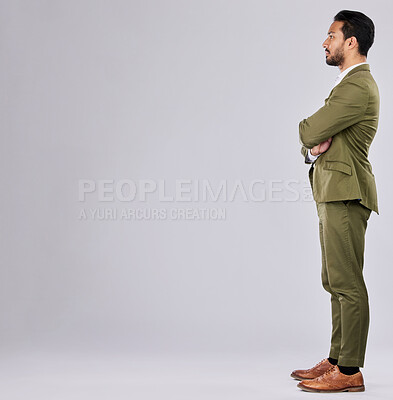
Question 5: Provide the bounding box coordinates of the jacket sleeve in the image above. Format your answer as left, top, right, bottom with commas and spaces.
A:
299, 79, 369, 149
301, 145, 313, 164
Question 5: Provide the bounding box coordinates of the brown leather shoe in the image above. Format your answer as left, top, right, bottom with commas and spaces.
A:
297, 365, 365, 393
291, 358, 333, 380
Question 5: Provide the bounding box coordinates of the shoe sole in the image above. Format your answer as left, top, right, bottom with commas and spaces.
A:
297, 383, 365, 393
290, 373, 315, 381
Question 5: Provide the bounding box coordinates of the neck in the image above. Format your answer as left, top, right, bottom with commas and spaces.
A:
339, 56, 367, 73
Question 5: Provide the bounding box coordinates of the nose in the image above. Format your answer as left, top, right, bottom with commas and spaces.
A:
322, 38, 328, 48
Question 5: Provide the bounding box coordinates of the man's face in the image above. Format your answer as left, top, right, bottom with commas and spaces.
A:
322, 21, 346, 66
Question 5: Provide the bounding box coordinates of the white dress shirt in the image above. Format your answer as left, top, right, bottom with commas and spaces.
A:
306, 62, 368, 162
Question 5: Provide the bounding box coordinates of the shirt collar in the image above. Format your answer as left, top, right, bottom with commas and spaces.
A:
333, 62, 368, 87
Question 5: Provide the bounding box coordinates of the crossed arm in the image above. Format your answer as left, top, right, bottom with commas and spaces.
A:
299, 79, 368, 161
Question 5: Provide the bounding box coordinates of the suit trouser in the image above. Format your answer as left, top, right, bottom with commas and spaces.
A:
316, 200, 371, 367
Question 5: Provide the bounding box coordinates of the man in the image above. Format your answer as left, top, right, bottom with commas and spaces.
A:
291, 10, 379, 393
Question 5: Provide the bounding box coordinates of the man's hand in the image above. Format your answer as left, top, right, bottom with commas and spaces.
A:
310, 137, 333, 156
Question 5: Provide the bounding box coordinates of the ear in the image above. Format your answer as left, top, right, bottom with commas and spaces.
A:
346, 36, 358, 50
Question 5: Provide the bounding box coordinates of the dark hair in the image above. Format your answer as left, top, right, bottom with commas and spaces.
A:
334, 10, 375, 57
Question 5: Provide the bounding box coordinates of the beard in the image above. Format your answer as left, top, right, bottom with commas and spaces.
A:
325, 48, 345, 66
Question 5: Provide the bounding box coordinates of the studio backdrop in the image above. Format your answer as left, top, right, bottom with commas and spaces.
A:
1, 0, 392, 362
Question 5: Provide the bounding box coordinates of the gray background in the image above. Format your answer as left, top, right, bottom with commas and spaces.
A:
1, 0, 392, 398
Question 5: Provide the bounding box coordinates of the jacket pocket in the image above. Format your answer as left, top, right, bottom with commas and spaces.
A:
323, 161, 352, 175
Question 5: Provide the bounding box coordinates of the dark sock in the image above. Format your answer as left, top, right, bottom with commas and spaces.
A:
328, 357, 338, 365
338, 365, 360, 375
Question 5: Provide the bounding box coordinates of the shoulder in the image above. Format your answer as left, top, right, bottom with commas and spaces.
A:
342, 69, 376, 91
331, 74, 370, 103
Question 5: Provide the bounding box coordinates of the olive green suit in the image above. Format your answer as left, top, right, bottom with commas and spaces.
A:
299, 64, 379, 367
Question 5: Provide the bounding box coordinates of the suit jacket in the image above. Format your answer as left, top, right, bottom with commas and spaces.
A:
299, 64, 379, 214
